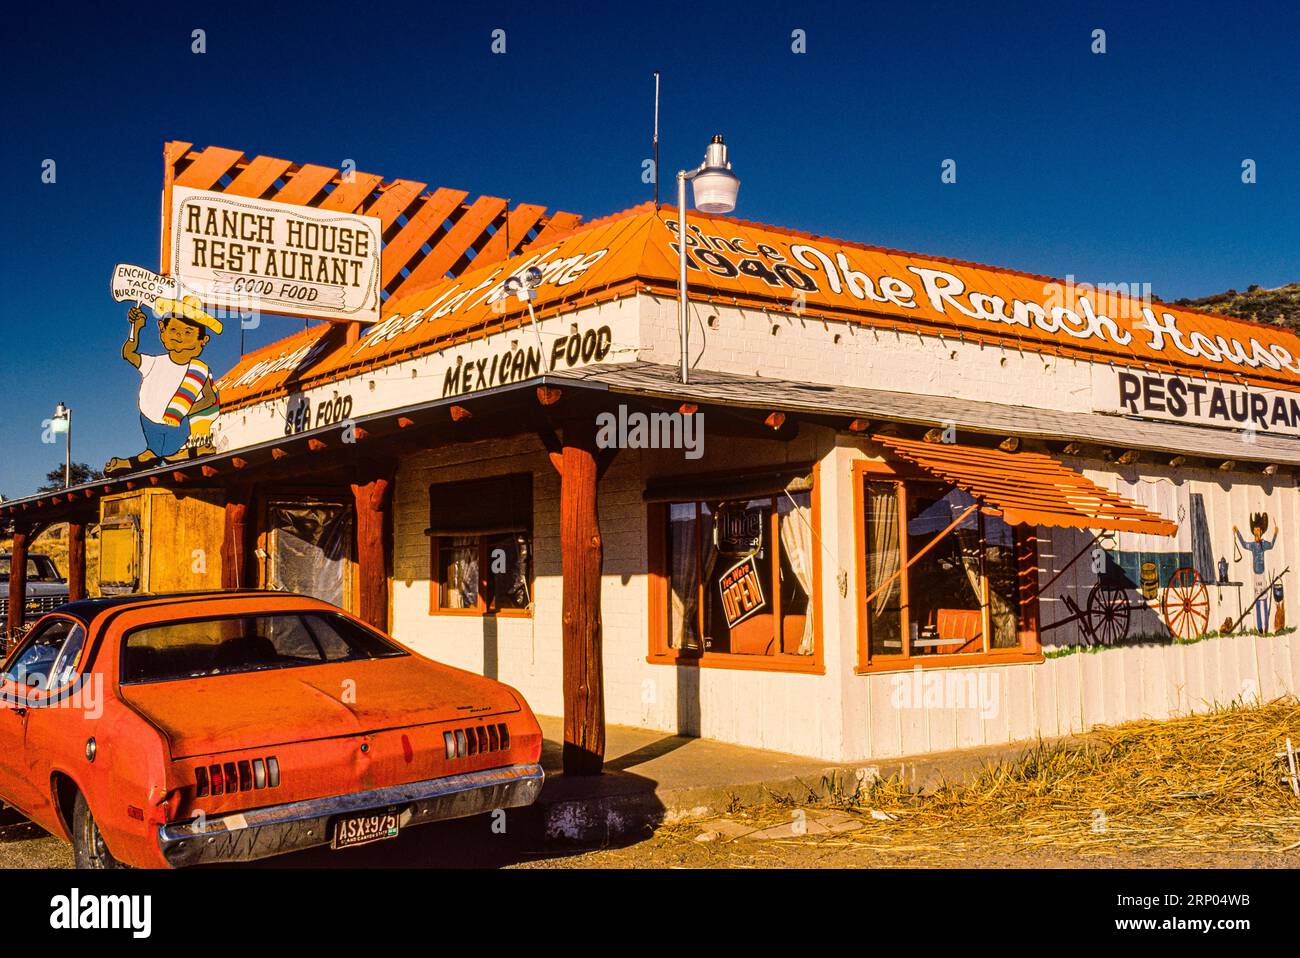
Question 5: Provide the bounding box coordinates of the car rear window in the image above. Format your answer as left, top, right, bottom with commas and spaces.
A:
120, 613, 406, 684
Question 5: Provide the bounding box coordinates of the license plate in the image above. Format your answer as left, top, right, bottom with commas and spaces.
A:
331, 809, 400, 850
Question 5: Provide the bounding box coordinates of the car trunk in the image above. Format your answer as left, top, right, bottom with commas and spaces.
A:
120, 654, 521, 759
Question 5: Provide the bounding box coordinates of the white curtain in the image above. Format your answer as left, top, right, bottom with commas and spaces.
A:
780, 498, 815, 655
669, 508, 699, 650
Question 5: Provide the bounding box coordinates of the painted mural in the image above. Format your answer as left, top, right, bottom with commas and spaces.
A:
1040, 472, 1293, 648
104, 296, 223, 475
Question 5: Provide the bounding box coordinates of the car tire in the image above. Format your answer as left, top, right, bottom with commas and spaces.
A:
71, 792, 125, 869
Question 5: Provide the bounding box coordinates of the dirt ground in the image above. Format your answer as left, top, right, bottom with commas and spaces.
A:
4, 802, 1297, 870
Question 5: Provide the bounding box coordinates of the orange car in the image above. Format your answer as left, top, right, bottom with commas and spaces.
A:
0, 591, 544, 868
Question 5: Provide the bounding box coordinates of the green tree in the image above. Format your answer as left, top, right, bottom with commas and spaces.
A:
37, 462, 104, 492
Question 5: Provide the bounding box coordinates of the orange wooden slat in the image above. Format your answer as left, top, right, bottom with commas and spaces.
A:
164, 140, 194, 168
363, 179, 428, 229
875, 434, 1177, 535
379, 187, 468, 287
473, 203, 547, 266
223, 155, 295, 198
173, 145, 245, 189
318, 171, 385, 213
271, 163, 338, 206
523, 211, 583, 252
390, 195, 507, 296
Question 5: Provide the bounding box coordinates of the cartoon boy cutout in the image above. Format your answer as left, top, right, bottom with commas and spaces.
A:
105, 295, 222, 475
1234, 512, 1278, 633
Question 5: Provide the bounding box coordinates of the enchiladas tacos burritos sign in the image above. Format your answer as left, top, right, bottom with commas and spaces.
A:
170, 186, 382, 323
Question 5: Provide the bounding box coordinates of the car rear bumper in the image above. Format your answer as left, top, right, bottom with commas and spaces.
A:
157, 763, 544, 867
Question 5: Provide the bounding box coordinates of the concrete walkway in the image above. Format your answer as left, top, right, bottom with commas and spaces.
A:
533, 715, 1071, 842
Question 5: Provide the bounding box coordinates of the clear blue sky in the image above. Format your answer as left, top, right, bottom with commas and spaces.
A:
1, 0, 1296, 498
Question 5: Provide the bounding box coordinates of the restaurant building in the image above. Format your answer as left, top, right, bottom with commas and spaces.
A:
6, 142, 1300, 772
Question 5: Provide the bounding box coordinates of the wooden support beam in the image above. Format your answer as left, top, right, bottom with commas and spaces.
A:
558, 420, 605, 776
220, 488, 254, 589
449, 404, 473, 422
67, 521, 86, 602
536, 386, 562, 407
351, 465, 395, 632
6, 524, 31, 642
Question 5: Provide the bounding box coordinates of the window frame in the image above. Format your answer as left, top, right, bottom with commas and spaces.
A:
647, 467, 823, 674
0, 613, 90, 700
427, 474, 534, 619
852, 459, 1041, 674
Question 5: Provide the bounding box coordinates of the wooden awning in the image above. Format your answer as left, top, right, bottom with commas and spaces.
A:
875, 434, 1177, 536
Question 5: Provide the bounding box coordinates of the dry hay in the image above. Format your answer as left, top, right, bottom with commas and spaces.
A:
671, 698, 1300, 862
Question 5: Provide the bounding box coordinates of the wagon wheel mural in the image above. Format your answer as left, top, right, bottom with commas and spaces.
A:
1161, 566, 1210, 640
1086, 583, 1131, 646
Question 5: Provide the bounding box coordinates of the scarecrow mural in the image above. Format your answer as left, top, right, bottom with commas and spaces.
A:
105, 295, 222, 474
1234, 513, 1279, 633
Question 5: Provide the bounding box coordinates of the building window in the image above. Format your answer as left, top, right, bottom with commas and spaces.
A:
649, 469, 820, 671
855, 463, 1039, 671
428, 474, 533, 616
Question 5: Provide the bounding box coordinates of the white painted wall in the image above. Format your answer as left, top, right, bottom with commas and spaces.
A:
382, 294, 1300, 764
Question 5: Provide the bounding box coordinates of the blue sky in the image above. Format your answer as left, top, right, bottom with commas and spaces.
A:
1, 0, 1296, 497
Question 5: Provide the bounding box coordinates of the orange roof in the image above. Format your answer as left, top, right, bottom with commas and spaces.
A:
876, 435, 1178, 535
217, 204, 1300, 409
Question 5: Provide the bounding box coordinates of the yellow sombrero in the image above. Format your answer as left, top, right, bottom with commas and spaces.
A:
153, 294, 223, 335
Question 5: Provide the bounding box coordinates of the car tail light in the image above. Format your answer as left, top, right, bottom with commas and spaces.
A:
200, 755, 279, 795
445, 723, 510, 760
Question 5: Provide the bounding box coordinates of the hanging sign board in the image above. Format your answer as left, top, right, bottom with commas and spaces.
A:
1095, 366, 1300, 438
169, 186, 382, 324
110, 263, 180, 309
718, 554, 767, 629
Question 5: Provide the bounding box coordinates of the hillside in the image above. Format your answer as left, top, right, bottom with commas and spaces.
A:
1174, 283, 1300, 331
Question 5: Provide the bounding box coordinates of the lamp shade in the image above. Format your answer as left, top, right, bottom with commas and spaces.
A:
692, 168, 740, 214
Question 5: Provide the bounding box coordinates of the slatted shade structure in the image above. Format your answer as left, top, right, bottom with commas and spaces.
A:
875, 434, 1178, 535
160, 142, 583, 304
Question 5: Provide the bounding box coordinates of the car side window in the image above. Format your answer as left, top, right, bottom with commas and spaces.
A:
2, 618, 85, 692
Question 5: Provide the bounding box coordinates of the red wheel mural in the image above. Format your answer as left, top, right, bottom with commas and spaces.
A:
1162, 567, 1210, 640
1086, 583, 1131, 646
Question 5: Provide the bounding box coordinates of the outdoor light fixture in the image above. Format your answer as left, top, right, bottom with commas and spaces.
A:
677, 135, 740, 384
51, 401, 71, 488
502, 266, 546, 360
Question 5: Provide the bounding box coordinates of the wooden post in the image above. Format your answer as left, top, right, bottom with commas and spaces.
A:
559, 421, 605, 775
221, 488, 253, 589
67, 521, 87, 601
351, 466, 394, 632
6, 524, 30, 641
